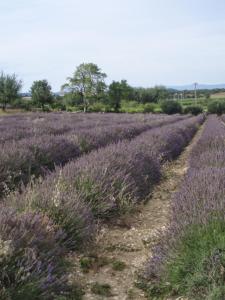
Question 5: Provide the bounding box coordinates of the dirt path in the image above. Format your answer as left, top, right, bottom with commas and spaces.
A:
71, 124, 204, 300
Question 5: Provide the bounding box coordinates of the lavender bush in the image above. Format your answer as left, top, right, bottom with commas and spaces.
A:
143, 115, 225, 299
0, 206, 73, 299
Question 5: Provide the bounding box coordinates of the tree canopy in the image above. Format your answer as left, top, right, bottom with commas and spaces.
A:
62, 63, 107, 112
0, 72, 22, 110
31, 80, 53, 111
108, 80, 131, 112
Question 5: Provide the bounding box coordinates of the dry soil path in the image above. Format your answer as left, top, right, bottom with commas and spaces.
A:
71, 123, 204, 300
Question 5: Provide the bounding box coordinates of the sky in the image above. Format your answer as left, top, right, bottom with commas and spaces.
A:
0, 0, 225, 91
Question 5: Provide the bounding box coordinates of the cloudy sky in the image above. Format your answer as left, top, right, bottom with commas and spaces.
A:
1, 0, 225, 91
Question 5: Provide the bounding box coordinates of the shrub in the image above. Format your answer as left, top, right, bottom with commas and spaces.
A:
9, 184, 95, 251
160, 100, 182, 114
183, 105, 203, 115
112, 260, 126, 271
51, 102, 67, 111
143, 103, 155, 113
0, 206, 72, 299
207, 100, 225, 115
89, 102, 109, 112
91, 283, 112, 296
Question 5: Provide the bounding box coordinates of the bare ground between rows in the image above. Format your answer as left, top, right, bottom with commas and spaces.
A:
70, 124, 205, 300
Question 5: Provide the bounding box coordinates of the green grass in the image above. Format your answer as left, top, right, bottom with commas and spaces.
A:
120, 100, 161, 113
112, 260, 126, 271
79, 256, 110, 273
0, 108, 27, 115
91, 283, 112, 297
141, 219, 225, 300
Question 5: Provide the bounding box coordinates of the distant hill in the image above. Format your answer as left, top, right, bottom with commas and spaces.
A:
169, 84, 225, 91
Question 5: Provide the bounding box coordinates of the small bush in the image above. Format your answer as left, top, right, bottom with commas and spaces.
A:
160, 100, 182, 114
207, 100, 225, 115
143, 103, 155, 113
89, 102, 107, 112
112, 260, 126, 271
9, 184, 95, 250
183, 105, 203, 115
0, 206, 71, 299
51, 102, 67, 111
91, 282, 112, 296
42, 104, 51, 112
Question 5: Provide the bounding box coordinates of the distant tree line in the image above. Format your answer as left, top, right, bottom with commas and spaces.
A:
0, 63, 224, 113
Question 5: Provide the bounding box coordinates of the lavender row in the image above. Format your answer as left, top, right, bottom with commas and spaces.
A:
0, 205, 75, 298
0, 112, 171, 143
145, 115, 225, 285
0, 114, 188, 196
8, 115, 204, 250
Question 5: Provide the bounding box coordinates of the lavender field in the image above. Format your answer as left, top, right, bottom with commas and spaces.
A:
1, 112, 223, 300
140, 115, 225, 299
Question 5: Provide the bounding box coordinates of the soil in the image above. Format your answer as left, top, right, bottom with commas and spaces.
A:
71, 124, 204, 300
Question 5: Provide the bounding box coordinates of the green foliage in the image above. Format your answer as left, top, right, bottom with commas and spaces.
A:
144, 220, 225, 299
207, 100, 225, 115
80, 257, 93, 273
132, 86, 169, 103
183, 105, 203, 115
107, 80, 132, 112
112, 260, 126, 271
143, 103, 156, 113
80, 256, 110, 273
31, 80, 53, 111
51, 97, 66, 111
89, 102, 111, 112
12, 98, 33, 111
120, 100, 144, 113
91, 283, 112, 296
160, 100, 182, 114
62, 63, 107, 112
0, 72, 22, 110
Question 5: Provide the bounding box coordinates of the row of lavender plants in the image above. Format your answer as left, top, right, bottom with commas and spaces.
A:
0, 112, 169, 144
0, 114, 188, 196
143, 115, 225, 299
0, 115, 203, 298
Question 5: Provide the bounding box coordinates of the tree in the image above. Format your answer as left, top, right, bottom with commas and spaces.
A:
107, 80, 132, 112
62, 63, 107, 112
0, 72, 22, 111
183, 105, 203, 115
108, 81, 123, 112
207, 100, 225, 115
132, 86, 169, 104
31, 80, 53, 111
160, 100, 182, 114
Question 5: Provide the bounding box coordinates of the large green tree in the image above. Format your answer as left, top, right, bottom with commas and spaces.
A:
62, 63, 107, 112
0, 72, 22, 110
107, 80, 131, 112
31, 80, 53, 111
